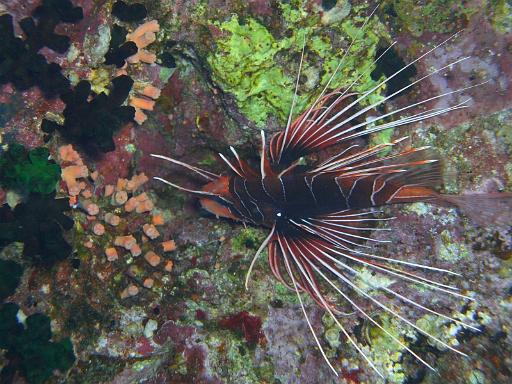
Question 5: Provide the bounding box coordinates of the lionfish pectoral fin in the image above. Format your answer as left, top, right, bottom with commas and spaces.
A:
245, 225, 276, 290
269, 210, 479, 376
153, 176, 216, 197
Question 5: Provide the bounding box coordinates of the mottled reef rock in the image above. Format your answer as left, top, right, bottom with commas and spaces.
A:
1, 1, 512, 383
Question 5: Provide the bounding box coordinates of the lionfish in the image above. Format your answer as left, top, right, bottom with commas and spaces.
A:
151, 8, 510, 379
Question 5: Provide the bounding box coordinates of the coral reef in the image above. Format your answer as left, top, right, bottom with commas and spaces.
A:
0, 0, 511, 383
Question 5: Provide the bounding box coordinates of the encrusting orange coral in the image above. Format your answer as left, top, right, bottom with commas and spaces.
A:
105, 247, 118, 262
58, 144, 82, 163
59, 145, 89, 197
161, 240, 176, 252
124, 19, 161, 124
114, 235, 137, 250
82, 199, 100, 216
104, 184, 115, 197
143, 223, 160, 239
93, 223, 105, 236
124, 196, 138, 212
57, 142, 173, 298
164, 260, 173, 272
126, 20, 159, 64
144, 251, 161, 267
104, 212, 121, 226
113, 190, 128, 205
151, 214, 164, 225
126, 173, 149, 191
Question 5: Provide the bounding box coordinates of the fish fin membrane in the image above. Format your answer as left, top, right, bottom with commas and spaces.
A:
439, 193, 512, 227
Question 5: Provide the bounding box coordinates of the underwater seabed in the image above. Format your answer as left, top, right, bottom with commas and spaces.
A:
1, 0, 512, 383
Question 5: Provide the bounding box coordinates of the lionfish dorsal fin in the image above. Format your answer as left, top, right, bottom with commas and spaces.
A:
269, 31, 473, 168
260, 130, 276, 179
218, 147, 257, 179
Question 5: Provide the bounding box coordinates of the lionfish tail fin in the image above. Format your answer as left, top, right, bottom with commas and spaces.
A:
439, 193, 512, 227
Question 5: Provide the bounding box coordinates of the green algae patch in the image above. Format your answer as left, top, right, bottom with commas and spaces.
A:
207, 15, 295, 127
387, 0, 476, 37
490, 0, 512, 34
205, 333, 265, 383
231, 227, 265, 254
0, 144, 60, 195
493, 108, 512, 151
362, 312, 408, 383
437, 229, 470, 262
207, 3, 388, 127
369, 127, 394, 156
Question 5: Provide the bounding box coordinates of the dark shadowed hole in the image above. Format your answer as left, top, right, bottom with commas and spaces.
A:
371, 46, 417, 98
322, 0, 337, 11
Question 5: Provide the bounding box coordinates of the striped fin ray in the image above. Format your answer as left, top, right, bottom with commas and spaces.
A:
267, 215, 478, 377
287, 212, 471, 296
269, 5, 388, 167
219, 147, 258, 179
269, 30, 479, 167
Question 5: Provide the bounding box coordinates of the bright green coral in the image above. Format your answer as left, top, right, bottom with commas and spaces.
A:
207, 2, 388, 127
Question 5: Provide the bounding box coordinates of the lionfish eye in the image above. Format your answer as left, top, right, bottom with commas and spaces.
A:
276, 212, 282, 217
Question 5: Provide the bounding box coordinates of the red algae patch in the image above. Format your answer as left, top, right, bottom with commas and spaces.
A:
219, 311, 264, 344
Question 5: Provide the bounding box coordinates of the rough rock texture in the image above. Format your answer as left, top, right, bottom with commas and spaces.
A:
1, 1, 511, 383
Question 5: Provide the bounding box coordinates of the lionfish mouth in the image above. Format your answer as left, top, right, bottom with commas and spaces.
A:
150, 4, 510, 380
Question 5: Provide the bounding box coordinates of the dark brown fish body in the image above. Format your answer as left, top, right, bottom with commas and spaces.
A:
205, 147, 440, 229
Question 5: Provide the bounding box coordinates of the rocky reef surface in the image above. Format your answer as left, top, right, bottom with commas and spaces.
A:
0, 1, 511, 383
